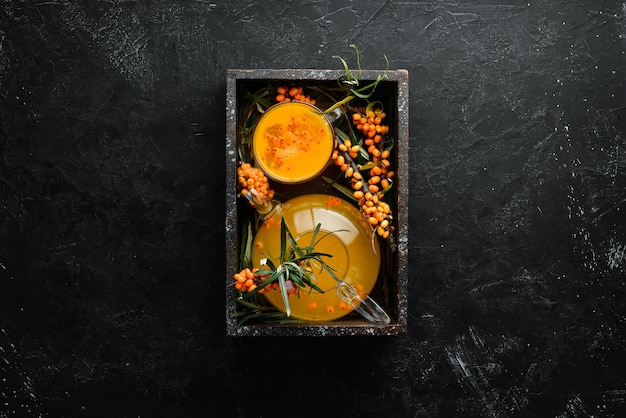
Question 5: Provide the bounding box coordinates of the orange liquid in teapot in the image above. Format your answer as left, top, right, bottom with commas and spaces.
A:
252, 101, 334, 183
251, 194, 380, 321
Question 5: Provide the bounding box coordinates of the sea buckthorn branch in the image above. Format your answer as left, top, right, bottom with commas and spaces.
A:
326, 103, 395, 239
353, 104, 395, 239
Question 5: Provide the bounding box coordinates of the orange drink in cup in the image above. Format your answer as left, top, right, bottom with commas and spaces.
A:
252, 101, 335, 183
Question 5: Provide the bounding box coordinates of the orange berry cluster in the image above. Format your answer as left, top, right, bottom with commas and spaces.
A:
331, 107, 395, 239
237, 163, 274, 201
233, 268, 302, 297
234, 267, 269, 293
275, 85, 316, 105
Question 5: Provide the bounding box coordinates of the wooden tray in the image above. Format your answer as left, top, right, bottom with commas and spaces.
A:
225, 69, 409, 336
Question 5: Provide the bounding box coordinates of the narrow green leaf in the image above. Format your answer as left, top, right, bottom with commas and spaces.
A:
235, 299, 275, 311
264, 258, 277, 270
332, 55, 350, 76
279, 218, 287, 262
322, 176, 357, 201
350, 88, 375, 99
286, 230, 306, 259
365, 101, 383, 115
349, 44, 362, 79
384, 136, 395, 151
334, 127, 350, 143
278, 273, 291, 317
359, 161, 377, 171
324, 95, 355, 115
309, 223, 322, 249
359, 146, 370, 160
254, 102, 265, 114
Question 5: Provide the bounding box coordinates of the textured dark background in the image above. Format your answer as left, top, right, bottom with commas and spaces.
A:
1, 1, 625, 417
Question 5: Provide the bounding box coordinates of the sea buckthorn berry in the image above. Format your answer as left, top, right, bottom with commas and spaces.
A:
354, 190, 364, 199
237, 163, 275, 201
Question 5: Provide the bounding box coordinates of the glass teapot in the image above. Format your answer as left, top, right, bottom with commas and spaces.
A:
245, 189, 390, 326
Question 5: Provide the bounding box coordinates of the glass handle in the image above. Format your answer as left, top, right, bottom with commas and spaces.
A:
325, 106, 344, 123
336, 282, 390, 327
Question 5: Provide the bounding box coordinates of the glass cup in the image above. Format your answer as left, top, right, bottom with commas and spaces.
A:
252, 101, 337, 184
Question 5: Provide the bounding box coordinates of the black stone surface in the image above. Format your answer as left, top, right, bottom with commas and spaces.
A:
1, 1, 625, 417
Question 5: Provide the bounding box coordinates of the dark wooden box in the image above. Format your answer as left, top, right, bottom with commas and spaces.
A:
225, 69, 409, 336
